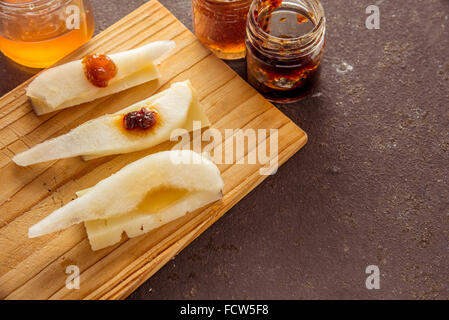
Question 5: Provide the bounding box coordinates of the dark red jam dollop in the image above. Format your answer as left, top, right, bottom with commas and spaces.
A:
123, 108, 157, 131
82, 53, 118, 88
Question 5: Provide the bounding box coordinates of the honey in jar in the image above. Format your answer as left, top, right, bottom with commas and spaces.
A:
245, 0, 326, 103
0, 0, 94, 68
192, 0, 252, 60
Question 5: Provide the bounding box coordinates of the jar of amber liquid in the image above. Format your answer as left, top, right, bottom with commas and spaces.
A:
245, 0, 326, 103
192, 0, 252, 60
0, 0, 94, 68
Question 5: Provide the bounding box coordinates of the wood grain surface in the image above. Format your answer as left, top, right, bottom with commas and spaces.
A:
0, 0, 307, 299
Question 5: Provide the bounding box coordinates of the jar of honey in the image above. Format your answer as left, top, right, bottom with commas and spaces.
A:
192, 0, 252, 60
245, 0, 326, 103
0, 0, 94, 68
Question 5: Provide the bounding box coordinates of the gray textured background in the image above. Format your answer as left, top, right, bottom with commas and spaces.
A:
0, 0, 448, 299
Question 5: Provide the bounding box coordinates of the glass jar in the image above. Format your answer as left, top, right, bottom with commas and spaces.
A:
0, 0, 94, 68
192, 0, 252, 60
245, 0, 326, 103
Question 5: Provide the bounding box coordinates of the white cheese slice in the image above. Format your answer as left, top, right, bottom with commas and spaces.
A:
13, 81, 209, 166
81, 82, 209, 161
84, 190, 221, 251
27, 41, 175, 115
28, 150, 224, 241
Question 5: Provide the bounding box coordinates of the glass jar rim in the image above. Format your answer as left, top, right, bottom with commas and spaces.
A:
0, 0, 72, 11
248, 0, 325, 44
200, 0, 250, 3
195, 0, 251, 13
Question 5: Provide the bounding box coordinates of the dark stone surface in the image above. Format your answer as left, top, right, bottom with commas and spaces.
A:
1, 0, 447, 299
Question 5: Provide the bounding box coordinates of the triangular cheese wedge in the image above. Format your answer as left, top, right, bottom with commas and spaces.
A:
27, 41, 175, 115
13, 81, 209, 166
81, 81, 209, 161
28, 150, 224, 251
84, 190, 221, 250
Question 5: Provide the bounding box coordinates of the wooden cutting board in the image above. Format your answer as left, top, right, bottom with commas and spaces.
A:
0, 0, 307, 299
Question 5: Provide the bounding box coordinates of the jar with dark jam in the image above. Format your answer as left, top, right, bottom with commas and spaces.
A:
192, 0, 252, 60
245, 0, 326, 103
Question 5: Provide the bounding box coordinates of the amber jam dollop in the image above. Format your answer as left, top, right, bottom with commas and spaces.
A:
123, 108, 158, 131
82, 53, 118, 88
245, 0, 326, 103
